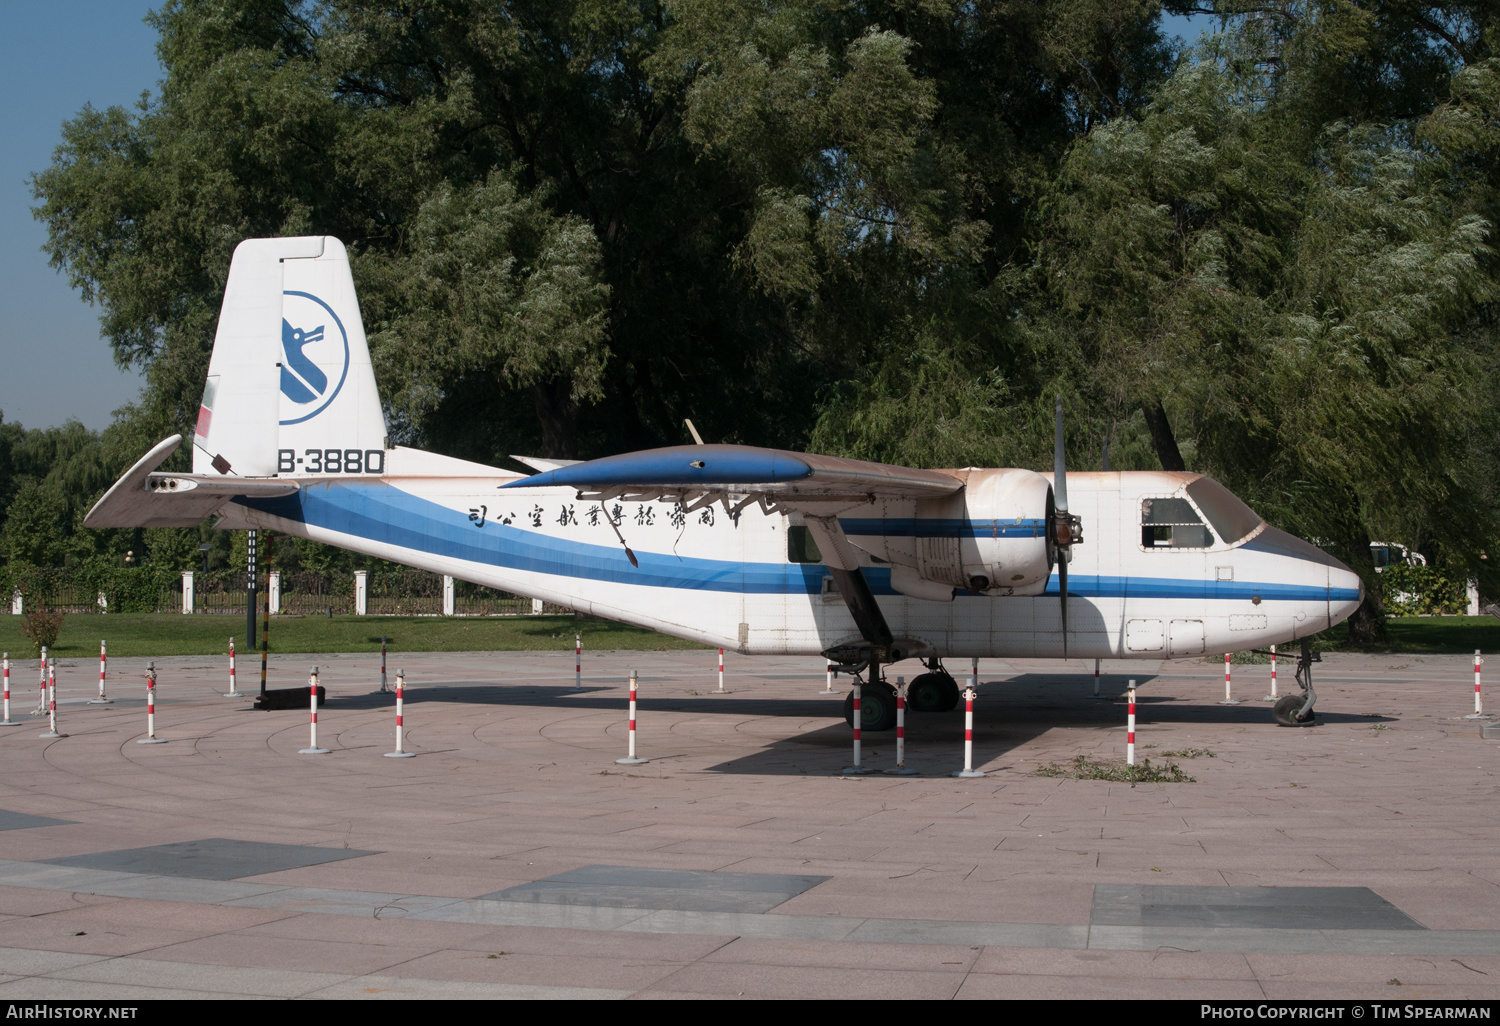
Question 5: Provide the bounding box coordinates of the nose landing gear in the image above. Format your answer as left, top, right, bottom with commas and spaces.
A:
1273, 640, 1319, 727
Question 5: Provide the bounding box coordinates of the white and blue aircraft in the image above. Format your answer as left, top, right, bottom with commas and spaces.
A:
86, 236, 1363, 729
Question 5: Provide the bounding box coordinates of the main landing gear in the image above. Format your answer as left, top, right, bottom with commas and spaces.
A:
1272, 639, 1319, 727
842, 659, 961, 731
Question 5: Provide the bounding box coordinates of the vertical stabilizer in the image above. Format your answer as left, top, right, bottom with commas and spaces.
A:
193, 236, 388, 478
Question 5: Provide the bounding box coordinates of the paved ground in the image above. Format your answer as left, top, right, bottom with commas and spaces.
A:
0, 642, 1496, 999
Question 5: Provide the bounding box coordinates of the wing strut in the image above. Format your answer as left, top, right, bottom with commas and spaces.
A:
803, 516, 895, 653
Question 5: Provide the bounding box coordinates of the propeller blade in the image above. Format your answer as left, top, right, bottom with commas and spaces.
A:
1054, 395, 1069, 658
1058, 552, 1069, 658
1053, 395, 1069, 514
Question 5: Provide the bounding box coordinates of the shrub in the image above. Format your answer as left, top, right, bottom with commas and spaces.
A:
1379, 562, 1467, 616
20, 610, 65, 656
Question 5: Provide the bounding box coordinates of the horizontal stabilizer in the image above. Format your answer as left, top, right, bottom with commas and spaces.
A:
85, 435, 298, 529
510, 455, 582, 473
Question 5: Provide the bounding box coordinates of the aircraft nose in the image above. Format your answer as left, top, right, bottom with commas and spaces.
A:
1328, 554, 1363, 626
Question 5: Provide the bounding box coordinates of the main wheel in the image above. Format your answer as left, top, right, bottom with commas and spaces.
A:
936, 674, 961, 711
907, 672, 952, 712
1273, 693, 1316, 727
842, 685, 898, 731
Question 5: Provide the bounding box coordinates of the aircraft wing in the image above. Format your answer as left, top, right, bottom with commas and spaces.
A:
84, 434, 300, 529
503, 444, 962, 658
500, 444, 961, 513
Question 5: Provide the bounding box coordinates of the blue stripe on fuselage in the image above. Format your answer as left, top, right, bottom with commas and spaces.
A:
840, 517, 1046, 539
233, 482, 1351, 601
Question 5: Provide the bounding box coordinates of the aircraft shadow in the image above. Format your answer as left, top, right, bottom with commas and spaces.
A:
287, 673, 1377, 776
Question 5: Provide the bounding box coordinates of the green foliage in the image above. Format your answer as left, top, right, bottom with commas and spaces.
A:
19, 610, 65, 657
12, 0, 1500, 617
1378, 563, 1468, 617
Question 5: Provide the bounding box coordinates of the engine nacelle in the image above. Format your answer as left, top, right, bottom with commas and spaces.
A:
844, 468, 1054, 596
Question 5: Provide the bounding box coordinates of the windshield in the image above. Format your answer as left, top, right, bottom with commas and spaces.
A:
1185, 476, 1264, 546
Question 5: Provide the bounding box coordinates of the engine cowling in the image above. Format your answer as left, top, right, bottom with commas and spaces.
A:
843, 468, 1054, 596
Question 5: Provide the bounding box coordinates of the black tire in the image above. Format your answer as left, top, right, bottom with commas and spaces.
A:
937, 674, 961, 711
1273, 693, 1316, 727
842, 685, 898, 731
907, 672, 951, 712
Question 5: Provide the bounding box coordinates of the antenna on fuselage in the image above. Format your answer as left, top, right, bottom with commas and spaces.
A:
685, 419, 705, 445
599, 504, 639, 568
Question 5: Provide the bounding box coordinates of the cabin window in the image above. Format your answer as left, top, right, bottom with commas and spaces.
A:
787, 525, 823, 563
1141, 497, 1215, 549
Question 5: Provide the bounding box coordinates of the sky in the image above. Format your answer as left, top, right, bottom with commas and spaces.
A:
0, 3, 159, 433
0, 5, 1214, 435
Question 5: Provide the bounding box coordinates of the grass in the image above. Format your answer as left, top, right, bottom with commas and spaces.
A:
1317, 615, 1500, 655
1035, 755, 1196, 784
0, 613, 711, 659
4, 611, 1494, 661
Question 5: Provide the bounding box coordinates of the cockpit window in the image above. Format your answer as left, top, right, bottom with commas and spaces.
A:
1185, 476, 1264, 545
1142, 497, 1214, 549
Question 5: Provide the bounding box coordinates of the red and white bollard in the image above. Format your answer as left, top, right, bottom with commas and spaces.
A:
1090, 657, 1108, 699
714, 647, 728, 693
1264, 645, 1278, 702
385, 669, 415, 758
40, 658, 63, 739
225, 637, 241, 698
1466, 650, 1485, 719
35, 646, 47, 716
1127, 680, 1137, 766
380, 636, 389, 693
575, 634, 583, 691
617, 669, 647, 764
0, 653, 16, 727
90, 639, 112, 704
841, 680, 871, 775
137, 662, 165, 744
1219, 652, 1240, 705
299, 666, 329, 755
970, 656, 979, 691
953, 686, 984, 778
820, 662, 838, 695
888, 676, 916, 775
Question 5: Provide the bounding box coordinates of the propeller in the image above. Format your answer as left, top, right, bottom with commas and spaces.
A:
1052, 396, 1083, 656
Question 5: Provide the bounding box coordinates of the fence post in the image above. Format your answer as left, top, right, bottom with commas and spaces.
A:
181, 571, 195, 614
442, 576, 455, 616
268, 571, 281, 615
354, 570, 368, 616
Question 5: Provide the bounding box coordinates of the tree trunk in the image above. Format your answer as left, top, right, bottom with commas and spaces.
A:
1142, 400, 1186, 472
1344, 519, 1386, 645
531, 381, 578, 460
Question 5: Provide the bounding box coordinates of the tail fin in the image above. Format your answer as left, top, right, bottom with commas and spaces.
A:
193, 236, 387, 477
